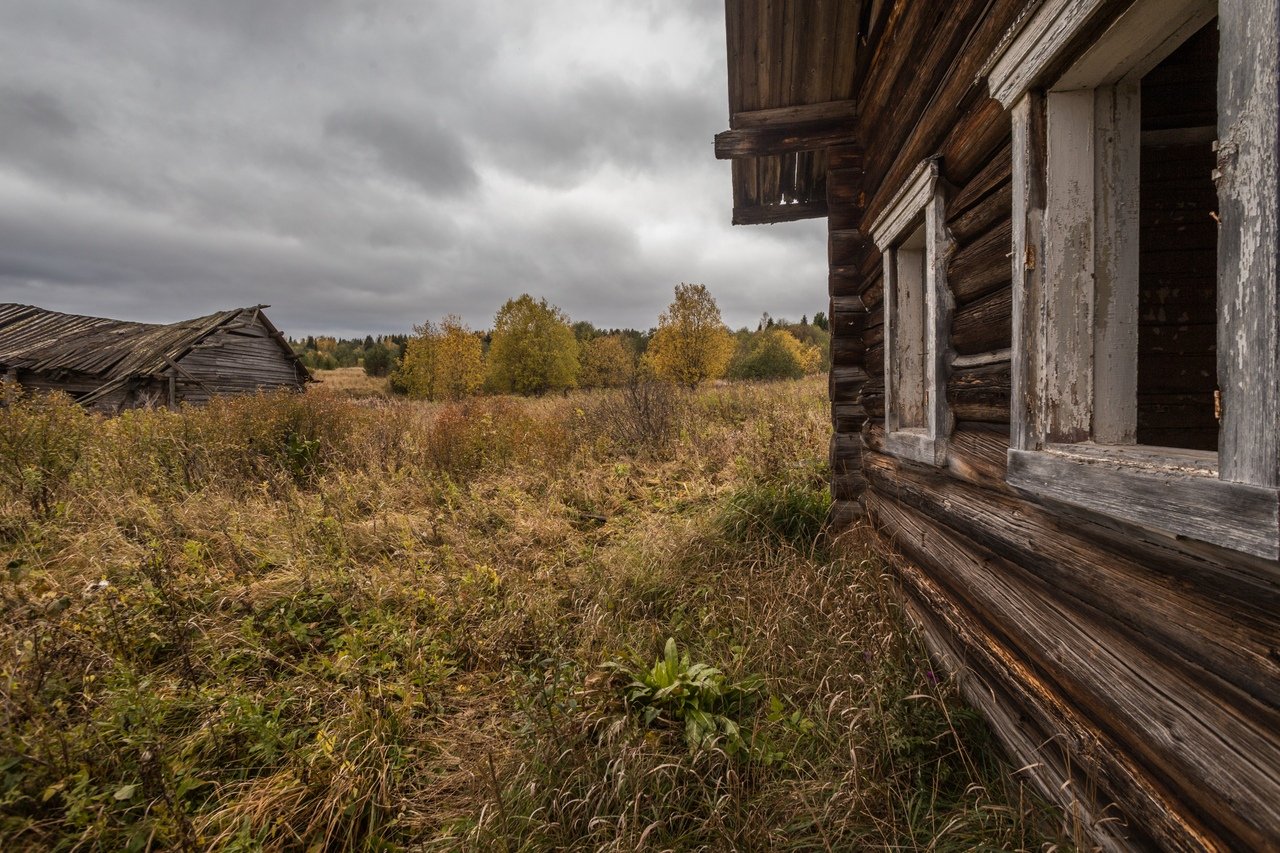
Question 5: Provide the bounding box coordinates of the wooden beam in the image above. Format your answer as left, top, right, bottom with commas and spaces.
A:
732, 200, 828, 225
730, 98, 858, 129
715, 119, 859, 159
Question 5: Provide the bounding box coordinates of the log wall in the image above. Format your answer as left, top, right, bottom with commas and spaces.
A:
825, 2, 1280, 849
175, 313, 307, 404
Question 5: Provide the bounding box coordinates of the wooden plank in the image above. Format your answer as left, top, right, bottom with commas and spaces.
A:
1007, 448, 1279, 559
1216, 0, 1280, 489
715, 119, 860, 159
732, 201, 828, 225
730, 98, 858, 130
827, 265, 864, 298
1010, 92, 1046, 452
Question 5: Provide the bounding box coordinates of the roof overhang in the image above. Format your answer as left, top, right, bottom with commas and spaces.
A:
718, 0, 887, 225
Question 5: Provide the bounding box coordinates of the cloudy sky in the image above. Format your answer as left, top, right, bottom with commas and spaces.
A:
0, 0, 827, 337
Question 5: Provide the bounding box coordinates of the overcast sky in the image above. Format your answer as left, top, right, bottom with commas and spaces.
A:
0, 0, 827, 337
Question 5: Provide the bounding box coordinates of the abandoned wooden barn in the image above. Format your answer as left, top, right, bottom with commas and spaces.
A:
718, 0, 1278, 849
0, 304, 309, 411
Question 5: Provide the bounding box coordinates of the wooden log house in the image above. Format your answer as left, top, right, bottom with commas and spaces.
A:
717, 1, 1279, 849
0, 304, 309, 412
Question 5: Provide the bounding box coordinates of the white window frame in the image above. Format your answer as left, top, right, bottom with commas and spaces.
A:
868, 158, 953, 466
987, 0, 1280, 559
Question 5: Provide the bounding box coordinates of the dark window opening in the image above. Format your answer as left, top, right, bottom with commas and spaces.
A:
1137, 19, 1219, 451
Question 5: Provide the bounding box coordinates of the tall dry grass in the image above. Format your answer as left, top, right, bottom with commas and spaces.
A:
0, 379, 1065, 850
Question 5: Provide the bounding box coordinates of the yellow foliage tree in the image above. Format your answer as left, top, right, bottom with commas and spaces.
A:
644, 283, 735, 386
399, 315, 486, 401
730, 328, 822, 380
487, 295, 580, 395
579, 335, 636, 388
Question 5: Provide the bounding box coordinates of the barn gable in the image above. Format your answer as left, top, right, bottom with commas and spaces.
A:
717, 1, 1280, 849
0, 304, 309, 410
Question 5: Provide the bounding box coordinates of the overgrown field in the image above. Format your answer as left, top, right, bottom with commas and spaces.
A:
0, 379, 1059, 850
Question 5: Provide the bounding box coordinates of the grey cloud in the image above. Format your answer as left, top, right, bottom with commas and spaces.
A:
0, 87, 81, 138
475, 74, 718, 187
0, 0, 828, 337
324, 107, 478, 196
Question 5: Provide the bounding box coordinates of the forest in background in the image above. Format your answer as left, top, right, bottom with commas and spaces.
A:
289, 283, 832, 398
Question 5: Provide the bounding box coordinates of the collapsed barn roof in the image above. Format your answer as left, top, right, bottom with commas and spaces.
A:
0, 303, 309, 400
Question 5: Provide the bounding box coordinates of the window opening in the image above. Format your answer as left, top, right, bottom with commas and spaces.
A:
1137, 20, 1219, 451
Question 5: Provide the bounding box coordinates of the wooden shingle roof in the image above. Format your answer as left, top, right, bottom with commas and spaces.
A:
0, 303, 304, 382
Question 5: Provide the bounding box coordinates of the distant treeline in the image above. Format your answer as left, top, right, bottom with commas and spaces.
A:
289, 284, 831, 399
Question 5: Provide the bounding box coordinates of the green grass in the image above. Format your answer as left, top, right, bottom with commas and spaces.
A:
0, 379, 1065, 850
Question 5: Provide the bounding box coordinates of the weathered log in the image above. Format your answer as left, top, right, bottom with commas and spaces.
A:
830, 294, 866, 337
939, 98, 1013, 192
948, 180, 1013, 245
948, 359, 1011, 423
860, 273, 883, 313
831, 432, 863, 473
864, 344, 884, 376
859, 0, 1026, 223
729, 99, 859, 130
860, 2, 992, 212
858, 243, 883, 280
828, 498, 865, 530
949, 219, 1014, 305
861, 376, 885, 419
863, 453, 1280, 712
946, 140, 1013, 221
828, 228, 868, 267
889, 563, 1147, 853
951, 287, 1012, 355
826, 167, 865, 206
864, 305, 883, 340
946, 422, 1011, 489
830, 365, 869, 405
870, 486, 1280, 851
869, 495, 1226, 852
832, 401, 867, 434
830, 335, 866, 366
826, 144, 865, 170
828, 265, 865, 298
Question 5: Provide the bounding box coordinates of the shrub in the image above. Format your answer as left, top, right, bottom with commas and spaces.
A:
577, 381, 682, 457
729, 329, 822, 381
0, 391, 93, 518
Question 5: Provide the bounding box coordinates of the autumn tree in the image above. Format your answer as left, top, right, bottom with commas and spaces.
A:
399, 315, 486, 401
644, 283, 735, 386
579, 334, 636, 388
487, 294, 579, 395
730, 328, 822, 380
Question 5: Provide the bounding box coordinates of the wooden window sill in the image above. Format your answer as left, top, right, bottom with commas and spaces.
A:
1007, 446, 1279, 559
